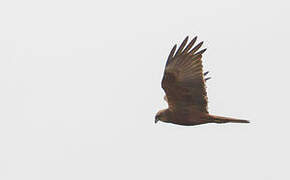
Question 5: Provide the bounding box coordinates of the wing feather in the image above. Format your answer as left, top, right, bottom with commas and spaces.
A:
183, 36, 197, 53
175, 36, 189, 55
188, 41, 203, 55
166, 44, 177, 66
162, 37, 209, 113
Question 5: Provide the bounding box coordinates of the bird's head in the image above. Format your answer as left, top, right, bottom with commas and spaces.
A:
155, 109, 168, 123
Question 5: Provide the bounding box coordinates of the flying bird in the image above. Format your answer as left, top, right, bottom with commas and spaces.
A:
155, 36, 249, 126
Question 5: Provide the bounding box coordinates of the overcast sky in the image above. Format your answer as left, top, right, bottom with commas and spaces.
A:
0, 0, 289, 179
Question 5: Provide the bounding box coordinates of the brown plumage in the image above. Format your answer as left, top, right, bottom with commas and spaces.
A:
155, 36, 249, 126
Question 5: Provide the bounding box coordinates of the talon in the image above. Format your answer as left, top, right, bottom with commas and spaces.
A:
205, 77, 211, 81
204, 71, 209, 76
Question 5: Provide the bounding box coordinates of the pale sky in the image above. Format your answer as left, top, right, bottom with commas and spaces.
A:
0, 0, 289, 179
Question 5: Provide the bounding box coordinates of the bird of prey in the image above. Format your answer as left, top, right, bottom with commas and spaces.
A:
155, 36, 249, 126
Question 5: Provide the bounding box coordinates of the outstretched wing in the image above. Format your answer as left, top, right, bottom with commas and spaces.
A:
162, 36, 210, 113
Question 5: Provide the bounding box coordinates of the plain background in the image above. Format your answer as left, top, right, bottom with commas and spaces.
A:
0, 0, 289, 179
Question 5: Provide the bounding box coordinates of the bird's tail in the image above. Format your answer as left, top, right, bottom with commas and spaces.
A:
210, 115, 250, 124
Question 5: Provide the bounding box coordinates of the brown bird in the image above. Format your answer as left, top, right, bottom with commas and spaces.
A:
155, 36, 249, 126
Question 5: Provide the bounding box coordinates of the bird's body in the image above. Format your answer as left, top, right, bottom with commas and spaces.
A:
155, 36, 249, 126
160, 108, 210, 126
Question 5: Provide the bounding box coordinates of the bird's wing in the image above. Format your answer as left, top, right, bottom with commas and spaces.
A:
162, 36, 210, 113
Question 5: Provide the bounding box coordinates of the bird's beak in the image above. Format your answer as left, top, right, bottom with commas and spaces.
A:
155, 116, 159, 123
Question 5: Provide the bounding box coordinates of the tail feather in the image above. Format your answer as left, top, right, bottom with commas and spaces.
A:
210, 115, 250, 124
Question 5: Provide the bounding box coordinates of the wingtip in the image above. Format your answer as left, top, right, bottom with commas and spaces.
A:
182, 36, 189, 45
196, 48, 207, 55
188, 41, 204, 55
239, 119, 250, 123
183, 36, 198, 53
171, 44, 177, 53
166, 44, 178, 65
